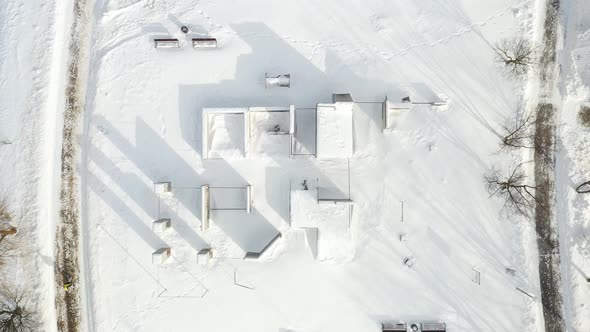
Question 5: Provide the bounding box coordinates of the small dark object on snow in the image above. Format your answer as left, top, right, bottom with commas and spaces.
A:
576, 181, 590, 193
181, 26, 188, 33
403, 257, 415, 267
578, 105, 590, 127
402, 96, 411, 103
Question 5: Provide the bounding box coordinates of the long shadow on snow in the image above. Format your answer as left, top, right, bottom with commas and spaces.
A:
91, 116, 279, 253
88, 142, 209, 251
86, 170, 168, 250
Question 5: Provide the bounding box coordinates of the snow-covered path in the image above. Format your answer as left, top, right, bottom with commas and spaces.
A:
555, 0, 590, 330
0, 0, 72, 330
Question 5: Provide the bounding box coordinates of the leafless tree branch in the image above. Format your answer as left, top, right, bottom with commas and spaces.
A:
485, 162, 538, 217
0, 289, 34, 332
0, 198, 10, 224
499, 113, 536, 151
495, 38, 535, 78
0, 197, 16, 269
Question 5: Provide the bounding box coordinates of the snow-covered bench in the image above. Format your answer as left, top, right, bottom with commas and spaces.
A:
265, 73, 290, 88
153, 38, 180, 49
381, 322, 407, 331
192, 37, 217, 48
420, 322, 446, 332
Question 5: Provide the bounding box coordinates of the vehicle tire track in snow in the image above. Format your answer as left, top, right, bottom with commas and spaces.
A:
532, 0, 565, 331
54, 0, 93, 330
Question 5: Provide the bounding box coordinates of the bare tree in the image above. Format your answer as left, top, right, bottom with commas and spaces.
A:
485, 163, 537, 217
0, 198, 16, 245
0, 228, 16, 245
495, 38, 535, 78
0, 198, 10, 224
499, 113, 536, 150
0, 197, 16, 269
0, 229, 16, 270
0, 289, 34, 332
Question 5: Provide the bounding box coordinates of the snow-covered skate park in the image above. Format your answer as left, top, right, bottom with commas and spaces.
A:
79, 1, 534, 331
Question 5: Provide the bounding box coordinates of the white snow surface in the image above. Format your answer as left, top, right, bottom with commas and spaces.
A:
80, 0, 540, 331
556, 0, 590, 330
249, 110, 291, 156
79, 0, 542, 331
0, 0, 547, 331
0, 0, 70, 330
206, 112, 246, 159
290, 185, 353, 263
316, 103, 354, 159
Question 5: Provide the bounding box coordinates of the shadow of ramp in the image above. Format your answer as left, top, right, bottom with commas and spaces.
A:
135, 118, 201, 183
211, 209, 280, 254
161, 187, 201, 226
88, 138, 209, 252
317, 161, 351, 201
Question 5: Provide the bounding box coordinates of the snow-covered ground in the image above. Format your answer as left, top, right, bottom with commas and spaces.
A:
0, 0, 71, 330
78, 0, 544, 331
557, 0, 590, 330
10, 0, 586, 331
